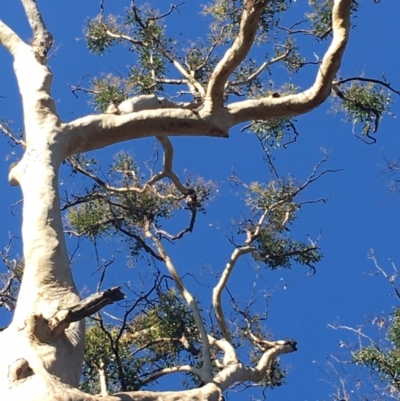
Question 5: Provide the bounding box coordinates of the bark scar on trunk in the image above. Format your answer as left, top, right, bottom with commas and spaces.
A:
8, 358, 33, 383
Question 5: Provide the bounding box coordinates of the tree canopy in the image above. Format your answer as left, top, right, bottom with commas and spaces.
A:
0, 1, 400, 400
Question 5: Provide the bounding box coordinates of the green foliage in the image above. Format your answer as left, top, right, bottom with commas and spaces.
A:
92, 76, 128, 112
334, 82, 391, 139
203, 0, 293, 43
123, 5, 168, 94
257, 0, 293, 43
307, 0, 335, 39
248, 116, 297, 150
388, 308, 400, 349
65, 152, 214, 257
81, 322, 145, 393
67, 156, 178, 238
238, 179, 322, 270
129, 290, 199, 358
276, 37, 303, 75
74, 1, 396, 397
80, 290, 199, 393
352, 308, 400, 392
68, 199, 111, 239
307, 0, 358, 39
86, 16, 121, 55
184, 42, 219, 85
246, 180, 297, 217
256, 231, 321, 269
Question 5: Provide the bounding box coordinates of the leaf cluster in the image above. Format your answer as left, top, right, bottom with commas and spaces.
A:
336, 82, 391, 138
67, 156, 179, 236
92, 76, 128, 113
352, 308, 400, 390
307, 0, 358, 39
87, 15, 121, 55
65, 152, 214, 258
240, 179, 322, 270
81, 289, 199, 394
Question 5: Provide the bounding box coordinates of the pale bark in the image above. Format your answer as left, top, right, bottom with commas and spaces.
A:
144, 227, 213, 383
227, 0, 351, 123
206, 0, 271, 109
0, 0, 351, 399
212, 246, 254, 342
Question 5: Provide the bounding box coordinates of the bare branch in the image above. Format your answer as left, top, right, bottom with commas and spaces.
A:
334, 76, 400, 96
227, 51, 290, 89
65, 156, 182, 201
155, 206, 197, 241
328, 324, 377, 345
154, 136, 187, 194
293, 155, 342, 196
63, 286, 125, 322
368, 250, 400, 300
275, 19, 332, 40
113, 225, 164, 261
0, 121, 26, 148
25, 287, 124, 345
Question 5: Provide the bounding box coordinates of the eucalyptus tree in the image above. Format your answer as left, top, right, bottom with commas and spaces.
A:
0, 0, 391, 400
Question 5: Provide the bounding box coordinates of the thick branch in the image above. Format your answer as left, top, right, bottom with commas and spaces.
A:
213, 340, 297, 391
0, 21, 27, 56
206, 0, 270, 108
64, 0, 350, 158
64, 286, 125, 322
208, 336, 238, 368
227, 0, 351, 123
21, 0, 53, 61
64, 109, 228, 156
7, 365, 222, 401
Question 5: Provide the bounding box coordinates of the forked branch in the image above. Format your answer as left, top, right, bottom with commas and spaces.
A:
227, 0, 352, 123
213, 340, 297, 391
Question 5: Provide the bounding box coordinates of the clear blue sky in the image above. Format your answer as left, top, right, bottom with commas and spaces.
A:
1, 1, 400, 400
